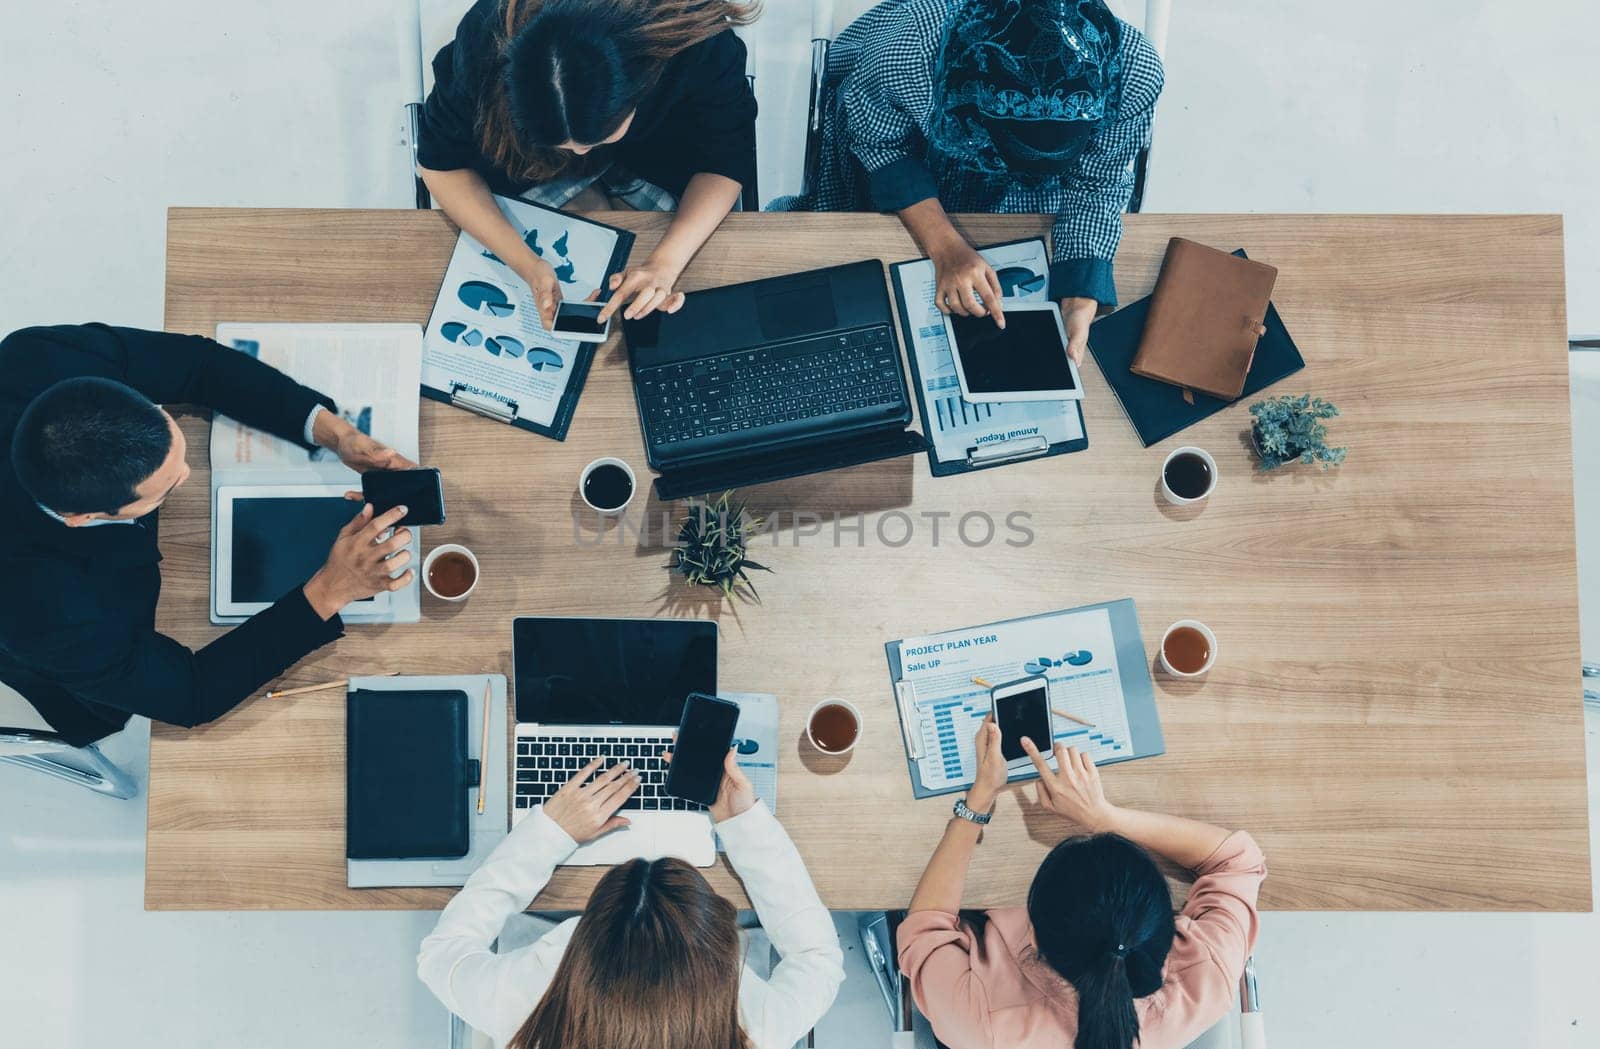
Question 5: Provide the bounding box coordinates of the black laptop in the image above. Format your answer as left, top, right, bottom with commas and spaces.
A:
622, 260, 926, 499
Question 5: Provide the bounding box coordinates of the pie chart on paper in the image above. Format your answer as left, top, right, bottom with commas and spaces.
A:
457, 281, 515, 317
527, 348, 564, 372
486, 335, 525, 359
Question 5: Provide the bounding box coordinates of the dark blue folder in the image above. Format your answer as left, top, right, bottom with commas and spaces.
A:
1087, 250, 1305, 447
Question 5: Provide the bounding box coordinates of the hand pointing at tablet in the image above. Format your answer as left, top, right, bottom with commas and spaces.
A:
302, 504, 414, 620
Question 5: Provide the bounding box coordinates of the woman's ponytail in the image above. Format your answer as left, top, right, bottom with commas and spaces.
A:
1026, 835, 1177, 1049
1070, 950, 1141, 1049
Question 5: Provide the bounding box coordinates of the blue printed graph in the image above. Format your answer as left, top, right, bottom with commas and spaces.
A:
994, 266, 1047, 297
527, 348, 564, 372
457, 281, 515, 317
441, 321, 483, 347
486, 335, 525, 359
1024, 650, 1093, 674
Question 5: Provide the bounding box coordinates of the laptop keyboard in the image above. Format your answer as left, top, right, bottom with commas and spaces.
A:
513, 734, 705, 813
637, 326, 904, 448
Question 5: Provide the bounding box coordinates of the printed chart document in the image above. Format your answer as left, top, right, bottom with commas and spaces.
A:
896, 606, 1134, 792
422, 195, 633, 437
723, 690, 778, 804
714, 690, 779, 853
213, 324, 421, 479
896, 239, 1084, 465
210, 323, 423, 625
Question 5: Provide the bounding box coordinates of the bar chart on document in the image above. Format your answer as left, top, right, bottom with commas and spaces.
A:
900, 606, 1135, 791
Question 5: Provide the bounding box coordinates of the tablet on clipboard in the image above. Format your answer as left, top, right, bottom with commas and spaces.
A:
945, 302, 1084, 404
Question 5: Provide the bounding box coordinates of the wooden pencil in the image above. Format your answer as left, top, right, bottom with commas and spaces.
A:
264, 670, 397, 699
477, 680, 491, 814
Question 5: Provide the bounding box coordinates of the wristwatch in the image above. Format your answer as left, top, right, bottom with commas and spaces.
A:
952, 796, 993, 826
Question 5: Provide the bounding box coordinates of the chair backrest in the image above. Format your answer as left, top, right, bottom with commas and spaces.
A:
818, 0, 1171, 54
0, 680, 72, 757
418, 0, 478, 98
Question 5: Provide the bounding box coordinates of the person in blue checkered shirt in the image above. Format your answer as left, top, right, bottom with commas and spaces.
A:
773, 0, 1164, 364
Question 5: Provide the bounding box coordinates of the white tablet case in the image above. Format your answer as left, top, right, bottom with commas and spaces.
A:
211, 483, 406, 622
346, 674, 510, 889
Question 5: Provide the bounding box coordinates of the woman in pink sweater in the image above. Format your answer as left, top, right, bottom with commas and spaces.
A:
898, 721, 1267, 1049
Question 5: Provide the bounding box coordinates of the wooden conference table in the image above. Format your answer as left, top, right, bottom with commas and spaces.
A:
147, 209, 1589, 912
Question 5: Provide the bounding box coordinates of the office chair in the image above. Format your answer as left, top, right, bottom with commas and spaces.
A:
0, 681, 138, 800
861, 911, 1264, 1049
1574, 340, 1600, 707
800, 0, 1173, 211
403, 0, 761, 213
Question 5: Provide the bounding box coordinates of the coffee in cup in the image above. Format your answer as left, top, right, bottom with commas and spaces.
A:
1160, 619, 1216, 677
806, 698, 861, 755
580, 457, 636, 515
423, 544, 479, 602
1160, 446, 1218, 504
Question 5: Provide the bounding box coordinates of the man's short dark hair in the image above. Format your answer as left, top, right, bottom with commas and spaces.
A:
11, 377, 172, 514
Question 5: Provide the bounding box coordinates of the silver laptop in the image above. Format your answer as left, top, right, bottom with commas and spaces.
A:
511, 616, 718, 867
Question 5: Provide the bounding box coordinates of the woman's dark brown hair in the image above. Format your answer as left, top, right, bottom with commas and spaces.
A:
508, 856, 751, 1049
479, 0, 760, 184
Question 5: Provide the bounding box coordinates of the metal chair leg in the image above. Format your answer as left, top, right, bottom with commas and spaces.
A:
405, 102, 430, 209
2, 743, 138, 799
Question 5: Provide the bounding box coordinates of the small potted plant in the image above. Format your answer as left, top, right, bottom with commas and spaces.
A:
1249, 394, 1347, 470
672, 491, 772, 601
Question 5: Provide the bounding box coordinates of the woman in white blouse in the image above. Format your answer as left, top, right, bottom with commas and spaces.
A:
418, 752, 844, 1049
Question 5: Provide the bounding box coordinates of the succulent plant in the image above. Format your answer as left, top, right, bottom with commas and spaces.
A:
672, 491, 771, 600
1249, 394, 1348, 470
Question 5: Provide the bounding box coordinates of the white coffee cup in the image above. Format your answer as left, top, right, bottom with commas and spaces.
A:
1160, 446, 1219, 504
579, 456, 637, 515
422, 543, 479, 602
806, 697, 862, 755
1159, 619, 1217, 678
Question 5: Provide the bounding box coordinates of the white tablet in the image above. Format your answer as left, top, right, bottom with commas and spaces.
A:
214, 484, 394, 619
944, 301, 1085, 403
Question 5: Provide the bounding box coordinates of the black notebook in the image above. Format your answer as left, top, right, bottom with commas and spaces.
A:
1088, 249, 1305, 447
347, 689, 475, 860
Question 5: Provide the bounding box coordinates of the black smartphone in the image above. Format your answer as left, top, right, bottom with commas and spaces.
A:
991, 675, 1052, 769
361, 468, 446, 526
664, 692, 741, 806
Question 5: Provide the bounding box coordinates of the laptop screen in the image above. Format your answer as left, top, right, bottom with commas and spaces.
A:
513, 618, 717, 726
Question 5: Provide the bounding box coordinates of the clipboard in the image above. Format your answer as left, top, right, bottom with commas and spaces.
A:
422, 200, 635, 441
889, 237, 1089, 476
883, 598, 1164, 800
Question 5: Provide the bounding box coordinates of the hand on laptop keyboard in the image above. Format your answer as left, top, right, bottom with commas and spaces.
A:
539, 755, 640, 843
515, 736, 707, 814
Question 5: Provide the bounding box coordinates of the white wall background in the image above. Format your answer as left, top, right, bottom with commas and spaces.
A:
2, 2, 1597, 1047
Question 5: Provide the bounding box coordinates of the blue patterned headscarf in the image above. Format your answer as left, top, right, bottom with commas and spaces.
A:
928, 0, 1123, 183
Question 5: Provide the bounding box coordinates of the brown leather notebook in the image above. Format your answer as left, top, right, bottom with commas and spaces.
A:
1129, 238, 1278, 400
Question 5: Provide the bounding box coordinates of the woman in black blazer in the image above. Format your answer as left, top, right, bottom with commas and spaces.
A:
417, 0, 759, 329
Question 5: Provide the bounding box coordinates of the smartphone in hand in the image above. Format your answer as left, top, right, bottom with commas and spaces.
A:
664, 692, 740, 805
552, 300, 611, 343
361, 467, 446, 527
990, 675, 1052, 772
